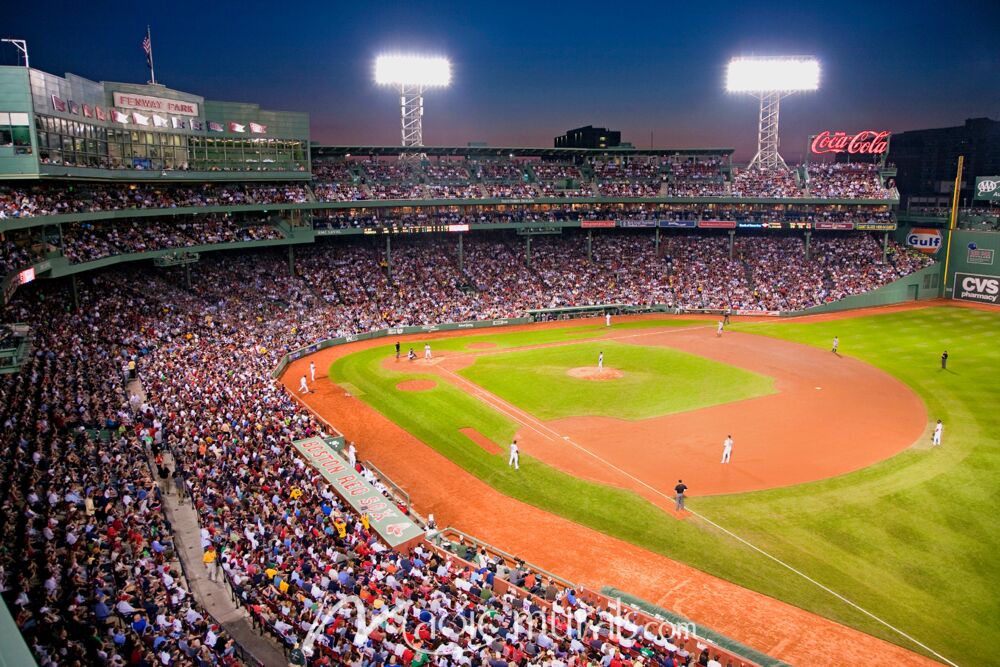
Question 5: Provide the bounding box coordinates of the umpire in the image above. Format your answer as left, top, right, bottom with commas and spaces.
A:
674, 479, 688, 511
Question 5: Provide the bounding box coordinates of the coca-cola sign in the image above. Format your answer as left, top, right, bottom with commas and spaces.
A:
811, 130, 890, 155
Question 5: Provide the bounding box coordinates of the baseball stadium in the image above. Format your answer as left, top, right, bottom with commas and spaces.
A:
1, 40, 999, 667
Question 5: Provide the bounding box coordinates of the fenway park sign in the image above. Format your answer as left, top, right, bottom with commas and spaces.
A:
112, 92, 199, 116
811, 130, 890, 155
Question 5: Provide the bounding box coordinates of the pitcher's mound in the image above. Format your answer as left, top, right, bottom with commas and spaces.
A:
396, 379, 437, 392
567, 367, 623, 381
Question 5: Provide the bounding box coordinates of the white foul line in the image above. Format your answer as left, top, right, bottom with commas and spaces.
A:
436, 330, 959, 667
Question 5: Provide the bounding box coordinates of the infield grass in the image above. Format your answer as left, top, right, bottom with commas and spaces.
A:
331, 308, 1000, 664
458, 341, 773, 420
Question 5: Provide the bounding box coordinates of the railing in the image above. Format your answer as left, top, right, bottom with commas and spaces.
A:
362, 458, 411, 508
425, 529, 768, 667
83, 425, 268, 667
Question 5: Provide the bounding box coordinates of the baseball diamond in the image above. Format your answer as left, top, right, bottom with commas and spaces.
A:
3, 15, 1000, 667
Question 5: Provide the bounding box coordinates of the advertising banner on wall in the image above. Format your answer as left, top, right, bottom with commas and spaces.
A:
906, 228, 944, 254
291, 437, 424, 549
953, 272, 999, 305
967, 243, 995, 266
974, 176, 1000, 202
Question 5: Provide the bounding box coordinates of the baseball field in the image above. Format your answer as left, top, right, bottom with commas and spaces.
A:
285, 304, 999, 666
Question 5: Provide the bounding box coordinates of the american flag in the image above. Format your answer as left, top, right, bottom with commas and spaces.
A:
142, 31, 152, 69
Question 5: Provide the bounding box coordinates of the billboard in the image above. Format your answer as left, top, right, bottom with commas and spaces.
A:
974, 176, 1000, 202
811, 130, 890, 155
905, 228, 943, 254
953, 272, 999, 305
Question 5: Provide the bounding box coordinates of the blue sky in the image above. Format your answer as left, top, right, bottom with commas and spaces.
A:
5, 0, 999, 159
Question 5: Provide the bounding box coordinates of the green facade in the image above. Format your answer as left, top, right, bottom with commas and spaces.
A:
0, 65, 309, 180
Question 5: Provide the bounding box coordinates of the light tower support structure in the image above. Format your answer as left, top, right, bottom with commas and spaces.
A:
398, 83, 426, 162
726, 56, 819, 173
748, 90, 789, 171
375, 55, 451, 164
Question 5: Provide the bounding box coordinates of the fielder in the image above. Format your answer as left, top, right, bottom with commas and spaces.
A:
298, 374, 309, 394
721, 435, 733, 463
932, 420, 943, 446
309, 361, 316, 382
716, 320, 724, 337
424, 343, 432, 360
508, 440, 519, 470
605, 313, 611, 327
598, 351, 604, 370
832, 336, 839, 354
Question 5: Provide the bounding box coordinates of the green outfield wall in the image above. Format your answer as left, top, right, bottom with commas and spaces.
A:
788, 263, 942, 316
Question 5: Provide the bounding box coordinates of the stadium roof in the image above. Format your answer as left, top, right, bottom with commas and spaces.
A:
311, 145, 734, 159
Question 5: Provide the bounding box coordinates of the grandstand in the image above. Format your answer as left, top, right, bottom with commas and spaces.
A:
1, 61, 990, 667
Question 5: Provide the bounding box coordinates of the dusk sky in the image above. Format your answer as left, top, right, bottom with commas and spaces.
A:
5, 0, 999, 160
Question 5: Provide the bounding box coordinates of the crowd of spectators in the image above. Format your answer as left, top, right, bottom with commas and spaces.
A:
2, 159, 900, 219
60, 218, 284, 264
730, 168, 801, 198
1, 237, 46, 276
530, 163, 582, 182
0, 183, 309, 219
293, 231, 931, 317
664, 159, 727, 196
0, 286, 246, 666
1, 226, 935, 665
806, 163, 892, 199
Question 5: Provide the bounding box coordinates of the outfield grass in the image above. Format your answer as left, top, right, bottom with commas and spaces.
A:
458, 341, 774, 420
713, 307, 1000, 664
331, 310, 1000, 664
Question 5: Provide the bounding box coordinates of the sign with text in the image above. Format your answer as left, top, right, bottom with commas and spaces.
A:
580, 220, 615, 228
953, 272, 999, 305
113, 92, 199, 116
698, 220, 737, 229
967, 245, 995, 266
291, 437, 423, 549
906, 228, 943, 254
974, 176, 1000, 202
811, 130, 890, 155
814, 221, 855, 231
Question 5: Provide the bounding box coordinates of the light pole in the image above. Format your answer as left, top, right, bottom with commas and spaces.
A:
726, 56, 820, 171
1, 39, 29, 68
375, 54, 451, 162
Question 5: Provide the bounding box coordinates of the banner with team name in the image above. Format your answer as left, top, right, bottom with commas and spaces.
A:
291, 437, 424, 549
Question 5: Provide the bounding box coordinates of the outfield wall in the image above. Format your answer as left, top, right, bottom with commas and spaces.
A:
788, 263, 942, 316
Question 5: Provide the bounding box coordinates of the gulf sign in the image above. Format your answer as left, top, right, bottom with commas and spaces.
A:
906, 228, 943, 254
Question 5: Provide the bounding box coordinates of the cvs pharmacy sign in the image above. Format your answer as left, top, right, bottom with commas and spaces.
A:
954, 272, 999, 305
906, 228, 942, 254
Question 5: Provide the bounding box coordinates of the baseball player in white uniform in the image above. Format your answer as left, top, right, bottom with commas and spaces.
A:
347, 442, 357, 466
605, 313, 611, 327
832, 336, 839, 354
309, 361, 316, 382
932, 420, 943, 446
721, 435, 733, 463
424, 343, 432, 360
598, 351, 604, 370
717, 321, 724, 337
508, 440, 519, 470
298, 374, 309, 394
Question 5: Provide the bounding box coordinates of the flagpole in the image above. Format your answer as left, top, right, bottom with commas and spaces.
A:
147, 26, 156, 84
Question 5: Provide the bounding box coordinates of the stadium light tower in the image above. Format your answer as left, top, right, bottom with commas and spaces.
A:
726, 56, 819, 171
375, 54, 451, 161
